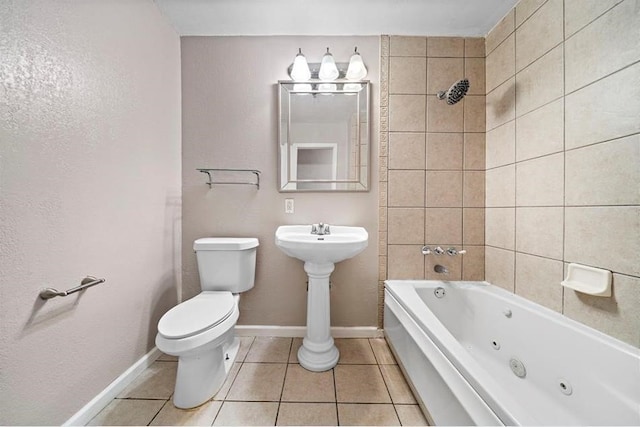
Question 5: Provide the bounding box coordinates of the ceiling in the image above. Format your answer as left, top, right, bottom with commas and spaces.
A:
154, 0, 518, 37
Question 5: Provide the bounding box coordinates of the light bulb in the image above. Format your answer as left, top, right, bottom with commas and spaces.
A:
290, 48, 311, 81
346, 47, 367, 80
318, 47, 339, 81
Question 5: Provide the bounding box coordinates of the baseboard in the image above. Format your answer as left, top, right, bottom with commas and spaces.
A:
235, 325, 384, 338
63, 346, 162, 426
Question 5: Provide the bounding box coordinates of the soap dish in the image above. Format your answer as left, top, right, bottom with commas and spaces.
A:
561, 263, 612, 297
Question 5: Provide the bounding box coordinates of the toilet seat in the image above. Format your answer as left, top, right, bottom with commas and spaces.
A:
158, 292, 235, 339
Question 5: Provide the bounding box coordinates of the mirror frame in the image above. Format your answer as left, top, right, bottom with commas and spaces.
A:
278, 81, 370, 192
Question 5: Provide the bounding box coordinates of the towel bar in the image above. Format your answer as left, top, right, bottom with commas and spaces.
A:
39, 276, 106, 300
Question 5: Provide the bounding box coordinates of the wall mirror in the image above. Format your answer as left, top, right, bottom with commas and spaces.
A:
278, 81, 369, 192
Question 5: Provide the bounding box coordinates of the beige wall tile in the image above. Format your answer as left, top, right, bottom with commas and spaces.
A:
515, 0, 547, 27
427, 58, 464, 95
515, 98, 564, 161
388, 170, 425, 207
462, 245, 485, 281
515, 207, 564, 260
390, 57, 427, 94
426, 133, 463, 170
515, 0, 563, 72
486, 34, 515, 93
464, 133, 485, 170
486, 9, 515, 55
486, 77, 516, 131
464, 37, 485, 58
389, 95, 426, 132
515, 253, 564, 313
485, 246, 515, 292
516, 153, 564, 206
463, 208, 485, 245
486, 164, 515, 207
425, 249, 462, 280
427, 37, 464, 57
565, 63, 640, 149
388, 245, 424, 279
464, 96, 486, 132
566, 135, 640, 206
338, 404, 400, 426
565, 207, 640, 277
426, 171, 463, 207
390, 36, 426, 57
389, 132, 426, 170
388, 208, 425, 244
463, 171, 485, 208
277, 403, 337, 426
427, 95, 463, 132
486, 207, 515, 250
563, 273, 640, 348
425, 208, 462, 244
486, 121, 515, 169
565, 0, 640, 93
564, 0, 624, 38
515, 44, 564, 117
465, 57, 486, 95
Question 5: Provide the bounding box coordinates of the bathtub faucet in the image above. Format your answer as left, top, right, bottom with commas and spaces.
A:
311, 222, 331, 235
434, 264, 449, 275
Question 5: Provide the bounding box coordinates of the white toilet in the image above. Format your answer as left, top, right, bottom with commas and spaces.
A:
156, 237, 259, 409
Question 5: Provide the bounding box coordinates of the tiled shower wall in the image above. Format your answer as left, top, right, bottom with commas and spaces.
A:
379, 35, 487, 325
484, 0, 639, 347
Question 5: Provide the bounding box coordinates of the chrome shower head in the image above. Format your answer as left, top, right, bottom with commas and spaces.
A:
437, 78, 470, 105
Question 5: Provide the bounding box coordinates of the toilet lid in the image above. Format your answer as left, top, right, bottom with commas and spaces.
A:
158, 292, 235, 339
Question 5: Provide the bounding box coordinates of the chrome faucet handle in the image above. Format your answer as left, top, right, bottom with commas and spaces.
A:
311, 224, 318, 234
421, 246, 432, 255
324, 224, 330, 234
433, 246, 445, 255
446, 247, 467, 256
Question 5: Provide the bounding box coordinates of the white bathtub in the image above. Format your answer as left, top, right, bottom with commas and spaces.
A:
384, 280, 640, 426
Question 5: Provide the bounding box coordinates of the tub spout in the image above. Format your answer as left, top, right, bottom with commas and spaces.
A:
434, 264, 449, 275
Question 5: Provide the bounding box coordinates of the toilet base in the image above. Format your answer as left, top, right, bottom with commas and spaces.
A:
172, 334, 239, 409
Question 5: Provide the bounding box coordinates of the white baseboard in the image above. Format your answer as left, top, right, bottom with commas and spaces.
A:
235, 325, 384, 338
64, 346, 162, 426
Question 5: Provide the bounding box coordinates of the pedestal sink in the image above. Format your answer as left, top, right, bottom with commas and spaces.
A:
275, 225, 368, 371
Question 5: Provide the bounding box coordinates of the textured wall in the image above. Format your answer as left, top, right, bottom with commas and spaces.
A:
181, 36, 380, 327
379, 36, 487, 300
0, 1, 181, 424
485, 0, 639, 347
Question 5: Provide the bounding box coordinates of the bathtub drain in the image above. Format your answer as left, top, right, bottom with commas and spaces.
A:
434, 287, 445, 298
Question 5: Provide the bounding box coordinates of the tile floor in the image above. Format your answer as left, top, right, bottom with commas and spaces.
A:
87, 337, 428, 426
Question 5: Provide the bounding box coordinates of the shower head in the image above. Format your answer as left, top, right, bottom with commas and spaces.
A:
437, 78, 470, 105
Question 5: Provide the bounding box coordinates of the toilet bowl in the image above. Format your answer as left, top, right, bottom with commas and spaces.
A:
155, 237, 258, 409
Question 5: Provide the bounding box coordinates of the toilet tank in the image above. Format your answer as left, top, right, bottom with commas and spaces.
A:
193, 238, 259, 292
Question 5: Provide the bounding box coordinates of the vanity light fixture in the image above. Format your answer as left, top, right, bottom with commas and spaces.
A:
318, 47, 339, 81
290, 48, 311, 81
346, 47, 367, 80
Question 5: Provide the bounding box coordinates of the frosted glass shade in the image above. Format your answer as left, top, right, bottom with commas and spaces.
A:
290, 49, 311, 81
346, 51, 367, 80
318, 48, 339, 81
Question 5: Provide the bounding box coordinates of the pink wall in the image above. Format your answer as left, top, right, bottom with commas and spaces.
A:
0, 1, 181, 424
181, 36, 380, 327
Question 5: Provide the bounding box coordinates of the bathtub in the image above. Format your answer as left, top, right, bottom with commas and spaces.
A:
384, 280, 640, 426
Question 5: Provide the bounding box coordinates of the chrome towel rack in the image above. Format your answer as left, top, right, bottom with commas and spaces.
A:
39, 276, 106, 300
197, 168, 261, 189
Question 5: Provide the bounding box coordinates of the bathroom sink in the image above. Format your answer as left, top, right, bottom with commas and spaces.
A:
275, 225, 368, 264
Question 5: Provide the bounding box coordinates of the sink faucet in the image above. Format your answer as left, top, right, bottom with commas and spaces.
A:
311, 222, 331, 235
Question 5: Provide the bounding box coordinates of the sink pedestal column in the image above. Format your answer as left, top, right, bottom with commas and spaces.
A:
298, 261, 339, 372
